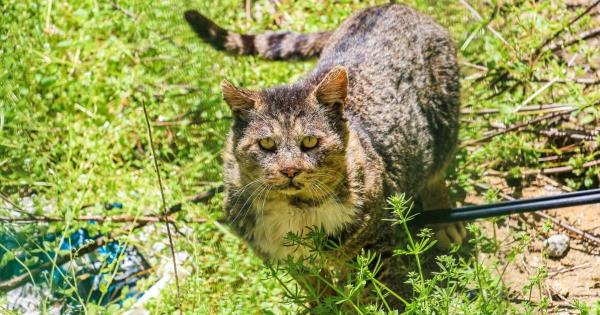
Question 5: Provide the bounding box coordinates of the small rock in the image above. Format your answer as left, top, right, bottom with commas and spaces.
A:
544, 234, 570, 258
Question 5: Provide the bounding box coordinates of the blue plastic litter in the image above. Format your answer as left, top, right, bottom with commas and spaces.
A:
0, 224, 151, 311
104, 202, 124, 210
466, 289, 478, 301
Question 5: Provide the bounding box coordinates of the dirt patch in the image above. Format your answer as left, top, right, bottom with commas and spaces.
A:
465, 177, 600, 312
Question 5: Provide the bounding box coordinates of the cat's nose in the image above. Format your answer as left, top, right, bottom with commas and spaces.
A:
280, 167, 300, 178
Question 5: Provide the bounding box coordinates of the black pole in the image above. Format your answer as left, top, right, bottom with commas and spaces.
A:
415, 189, 600, 224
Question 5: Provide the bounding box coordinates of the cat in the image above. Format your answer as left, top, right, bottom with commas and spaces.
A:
185, 3, 466, 307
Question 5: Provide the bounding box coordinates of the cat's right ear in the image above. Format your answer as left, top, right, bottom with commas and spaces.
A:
221, 80, 258, 119
314, 66, 348, 108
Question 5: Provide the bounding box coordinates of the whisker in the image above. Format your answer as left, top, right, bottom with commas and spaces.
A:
313, 180, 346, 213
239, 183, 269, 225
231, 181, 266, 225
260, 185, 272, 215
230, 178, 263, 208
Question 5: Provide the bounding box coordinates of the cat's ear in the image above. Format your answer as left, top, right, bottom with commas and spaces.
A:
315, 66, 348, 107
221, 80, 258, 116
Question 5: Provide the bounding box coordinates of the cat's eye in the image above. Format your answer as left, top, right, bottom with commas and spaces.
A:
258, 137, 276, 151
301, 136, 319, 150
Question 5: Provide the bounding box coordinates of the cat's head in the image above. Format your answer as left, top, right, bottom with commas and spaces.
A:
223, 66, 349, 200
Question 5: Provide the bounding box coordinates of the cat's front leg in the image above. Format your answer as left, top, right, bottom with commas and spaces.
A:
431, 221, 467, 249
419, 175, 468, 250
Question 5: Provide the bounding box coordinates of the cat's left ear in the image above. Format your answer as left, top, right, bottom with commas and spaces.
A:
314, 66, 348, 108
221, 80, 259, 118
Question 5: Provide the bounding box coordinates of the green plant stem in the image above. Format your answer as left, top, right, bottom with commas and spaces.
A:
141, 98, 182, 315
401, 219, 425, 284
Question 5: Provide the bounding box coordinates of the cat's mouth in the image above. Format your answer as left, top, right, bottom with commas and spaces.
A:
277, 180, 304, 193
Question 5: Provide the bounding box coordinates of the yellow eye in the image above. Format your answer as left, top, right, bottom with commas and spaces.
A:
301, 136, 319, 150
258, 137, 276, 151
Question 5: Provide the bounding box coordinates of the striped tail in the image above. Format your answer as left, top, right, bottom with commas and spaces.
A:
184, 10, 331, 60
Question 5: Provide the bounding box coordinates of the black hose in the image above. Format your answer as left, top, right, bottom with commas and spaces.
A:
415, 189, 600, 224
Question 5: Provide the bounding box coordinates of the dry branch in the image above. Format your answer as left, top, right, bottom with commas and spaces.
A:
461, 104, 574, 115
548, 263, 591, 278
110, 1, 137, 20
536, 211, 600, 247
0, 193, 53, 220
0, 188, 220, 225
460, 109, 575, 148
484, 159, 600, 177
537, 174, 575, 192
532, 77, 600, 86
538, 155, 569, 163
485, 120, 598, 142
533, 128, 598, 141
548, 27, 600, 52
0, 214, 207, 224
531, 0, 600, 60
245, 0, 252, 20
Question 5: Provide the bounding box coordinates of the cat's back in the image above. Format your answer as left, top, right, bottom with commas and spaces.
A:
317, 4, 460, 194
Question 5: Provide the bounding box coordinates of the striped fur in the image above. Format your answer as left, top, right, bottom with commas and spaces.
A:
184, 10, 331, 60
190, 4, 466, 309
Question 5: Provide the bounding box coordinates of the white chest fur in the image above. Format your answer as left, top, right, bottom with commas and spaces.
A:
252, 198, 357, 260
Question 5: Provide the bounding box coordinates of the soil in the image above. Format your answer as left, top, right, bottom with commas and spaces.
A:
465, 176, 600, 313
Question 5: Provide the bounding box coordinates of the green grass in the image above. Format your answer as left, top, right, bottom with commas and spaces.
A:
1, 0, 599, 314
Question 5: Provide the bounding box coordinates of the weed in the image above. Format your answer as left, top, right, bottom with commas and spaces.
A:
1, 0, 599, 314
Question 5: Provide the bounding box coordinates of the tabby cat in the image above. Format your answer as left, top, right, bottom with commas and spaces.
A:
185, 3, 466, 307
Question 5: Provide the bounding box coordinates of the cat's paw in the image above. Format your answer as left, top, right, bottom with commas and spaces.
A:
433, 222, 467, 250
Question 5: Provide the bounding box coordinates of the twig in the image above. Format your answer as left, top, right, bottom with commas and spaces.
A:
459, 60, 489, 72
536, 211, 600, 246
537, 174, 574, 192
532, 128, 598, 141
459, 0, 508, 45
548, 27, 600, 52
141, 100, 182, 314
460, 109, 575, 148
485, 73, 600, 87
538, 155, 567, 163
0, 214, 207, 224
461, 104, 574, 115
111, 1, 137, 20
556, 143, 581, 153
562, 122, 600, 134
471, 182, 600, 247
245, 0, 252, 20
487, 120, 599, 143
531, 0, 600, 60
0, 193, 40, 219
538, 155, 568, 163
481, 116, 565, 138
516, 54, 579, 112
531, 77, 600, 86
548, 263, 591, 278
519, 255, 531, 275
535, 159, 600, 175
484, 159, 600, 177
